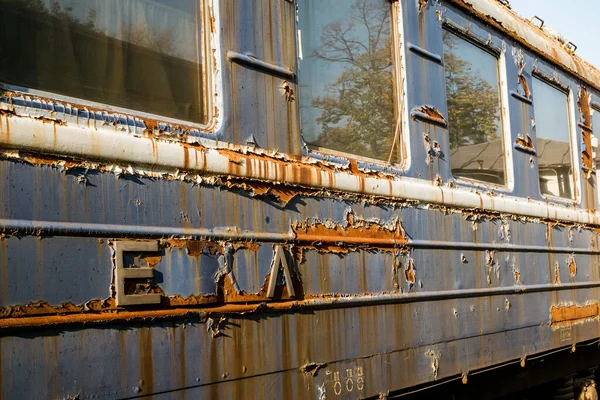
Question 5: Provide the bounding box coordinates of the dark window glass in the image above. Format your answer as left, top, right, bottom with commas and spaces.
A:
297, 0, 399, 163
443, 30, 506, 186
0, 0, 210, 124
532, 77, 574, 198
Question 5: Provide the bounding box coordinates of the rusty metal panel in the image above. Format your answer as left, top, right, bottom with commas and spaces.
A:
0, 236, 111, 308
222, 0, 300, 153
2, 0, 600, 398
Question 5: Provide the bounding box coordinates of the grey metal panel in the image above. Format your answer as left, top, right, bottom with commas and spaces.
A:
402, 0, 451, 182
0, 291, 598, 399
300, 250, 396, 295
232, 244, 271, 294
0, 236, 111, 306
156, 245, 221, 297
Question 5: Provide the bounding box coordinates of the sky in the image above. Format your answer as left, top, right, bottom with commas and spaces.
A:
509, 0, 600, 68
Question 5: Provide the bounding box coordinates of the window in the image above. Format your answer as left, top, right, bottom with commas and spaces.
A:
532, 77, 574, 199
297, 0, 399, 163
0, 0, 211, 125
592, 105, 600, 172
443, 30, 506, 186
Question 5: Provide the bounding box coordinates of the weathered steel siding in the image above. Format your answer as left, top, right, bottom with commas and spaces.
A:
1, 0, 600, 399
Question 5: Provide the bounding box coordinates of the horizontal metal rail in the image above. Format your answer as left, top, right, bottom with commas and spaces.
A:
409, 240, 599, 254
227, 51, 295, 80
0, 218, 293, 242
1, 219, 598, 254
1, 281, 599, 330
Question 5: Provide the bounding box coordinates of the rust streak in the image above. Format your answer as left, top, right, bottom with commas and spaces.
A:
517, 74, 530, 98
568, 256, 577, 276
405, 258, 416, 284
139, 328, 154, 395
578, 87, 594, 172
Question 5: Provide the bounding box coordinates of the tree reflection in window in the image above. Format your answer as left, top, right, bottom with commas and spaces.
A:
297, 0, 399, 163
443, 30, 506, 185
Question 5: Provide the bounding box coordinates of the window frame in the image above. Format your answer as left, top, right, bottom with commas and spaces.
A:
296, 0, 408, 171
0, 0, 221, 135
441, 19, 514, 192
589, 99, 600, 201
530, 70, 580, 203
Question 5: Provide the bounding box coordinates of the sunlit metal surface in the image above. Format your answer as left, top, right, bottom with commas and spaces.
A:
1, 0, 600, 398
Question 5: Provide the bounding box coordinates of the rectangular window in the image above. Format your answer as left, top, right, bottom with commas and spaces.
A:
297, 0, 399, 163
532, 77, 574, 199
592, 105, 600, 172
443, 30, 506, 186
0, 0, 210, 125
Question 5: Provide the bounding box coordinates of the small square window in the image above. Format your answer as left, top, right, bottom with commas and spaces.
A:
532, 77, 574, 199
443, 30, 506, 186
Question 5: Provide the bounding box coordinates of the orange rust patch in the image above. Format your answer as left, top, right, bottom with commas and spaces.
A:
221, 178, 304, 205
166, 294, 217, 307
34, 116, 67, 126
515, 135, 534, 150
20, 153, 80, 170
405, 258, 416, 284
517, 74, 530, 98
165, 239, 222, 256
217, 148, 335, 172
551, 303, 599, 325
554, 262, 561, 284
412, 105, 447, 126
292, 212, 408, 260
0, 302, 299, 330
578, 87, 594, 172
216, 146, 391, 184
164, 239, 259, 257
140, 254, 162, 268
568, 257, 577, 276
2, 298, 116, 318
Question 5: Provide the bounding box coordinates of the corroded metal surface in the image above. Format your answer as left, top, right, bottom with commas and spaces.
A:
1, 0, 600, 399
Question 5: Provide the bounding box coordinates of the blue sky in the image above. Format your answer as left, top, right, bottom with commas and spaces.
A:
510, 0, 600, 68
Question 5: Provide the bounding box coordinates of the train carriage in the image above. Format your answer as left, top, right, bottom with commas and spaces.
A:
1, 0, 600, 398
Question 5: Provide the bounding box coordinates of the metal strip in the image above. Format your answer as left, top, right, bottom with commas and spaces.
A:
2, 281, 599, 329
0, 218, 293, 242
409, 240, 596, 254
510, 90, 533, 104
578, 122, 592, 132
0, 218, 598, 254
3, 117, 600, 226
227, 51, 295, 81
514, 143, 537, 156
406, 43, 444, 65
